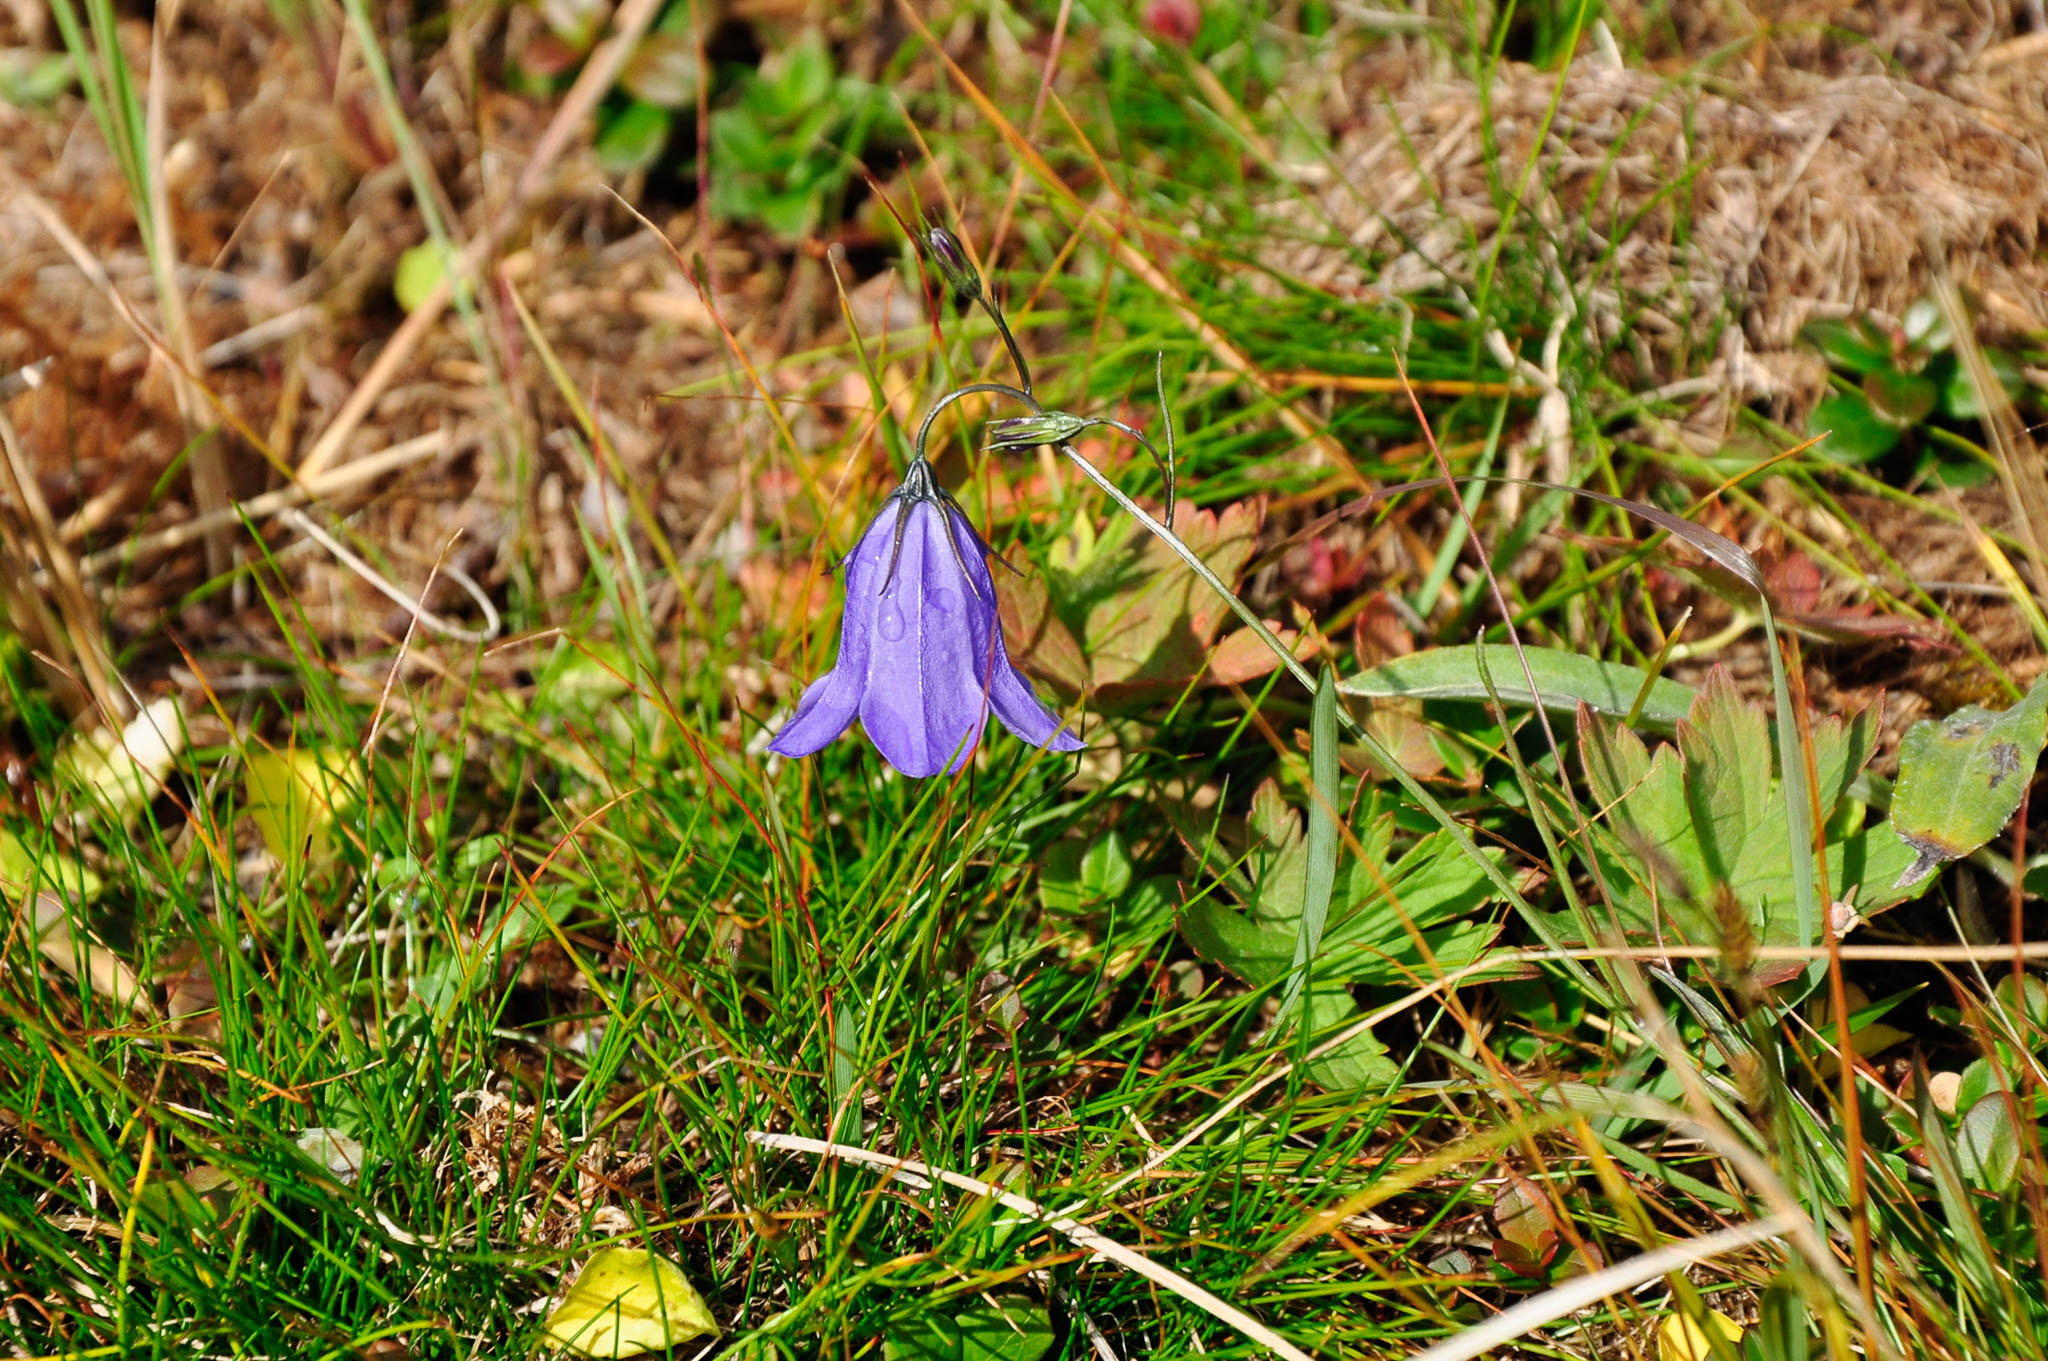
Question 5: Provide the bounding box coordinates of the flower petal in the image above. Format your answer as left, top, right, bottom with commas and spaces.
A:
858, 500, 990, 777
944, 508, 1086, 756
767, 502, 898, 760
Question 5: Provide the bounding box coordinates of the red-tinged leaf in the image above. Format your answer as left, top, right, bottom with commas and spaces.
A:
1786, 610, 1956, 651
1493, 1175, 1554, 1257
519, 31, 582, 78
1351, 591, 1415, 669
1349, 704, 1447, 783
1491, 1237, 1547, 1279
1863, 367, 1938, 426
1771, 551, 1824, 616
1203, 625, 1312, 686
1077, 499, 1266, 693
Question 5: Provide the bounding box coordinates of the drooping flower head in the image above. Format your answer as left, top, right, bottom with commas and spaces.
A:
769, 460, 1084, 778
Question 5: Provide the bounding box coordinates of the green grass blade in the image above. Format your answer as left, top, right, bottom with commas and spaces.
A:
1277, 664, 1340, 1026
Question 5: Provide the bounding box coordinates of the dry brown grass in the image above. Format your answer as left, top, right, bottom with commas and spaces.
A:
1269, 1, 2048, 432
0, 0, 780, 680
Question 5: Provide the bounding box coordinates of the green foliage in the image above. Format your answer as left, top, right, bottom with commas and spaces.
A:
1564, 668, 1927, 978
882, 1296, 1056, 1361
1341, 643, 1699, 733
0, 48, 73, 108
707, 30, 896, 238
511, 1, 700, 174
1178, 779, 1499, 1087
1802, 299, 2031, 475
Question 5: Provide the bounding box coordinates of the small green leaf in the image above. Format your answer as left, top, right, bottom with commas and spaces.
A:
1799, 316, 1891, 374
0, 50, 75, 108
1039, 833, 1131, 914
1749, 1278, 1811, 1361
0, 828, 100, 906
595, 100, 673, 173
1901, 298, 1951, 351
1341, 645, 1697, 731
1890, 674, 2048, 884
393, 240, 457, 313
245, 746, 361, 872
1993, 972, 2048, 1038
1955, 1056, 2009, 1114
1956, 1093, 2022, 1191
1808, 392, 1901, 463
1302, 983, 1396, 1089
1940, 347, 2026, 421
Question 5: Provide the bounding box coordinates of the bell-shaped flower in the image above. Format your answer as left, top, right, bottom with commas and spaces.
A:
768, 460, 1085, 777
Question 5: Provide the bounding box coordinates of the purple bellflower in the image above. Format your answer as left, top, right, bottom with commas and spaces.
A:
769, 459, 1084, 777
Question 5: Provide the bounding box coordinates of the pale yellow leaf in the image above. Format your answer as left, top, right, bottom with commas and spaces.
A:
246, 747, 360, 871
55, 697, 183, 829
543, 1247, 719, 1358
1658, 1308, 1744, 1361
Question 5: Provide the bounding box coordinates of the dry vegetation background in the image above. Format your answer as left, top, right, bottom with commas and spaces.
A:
0, 20, 2041, 909
1, 0, 2045, 734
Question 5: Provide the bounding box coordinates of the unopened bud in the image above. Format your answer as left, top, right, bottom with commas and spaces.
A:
924, 225, 983, 299
986, 411, 1091, 450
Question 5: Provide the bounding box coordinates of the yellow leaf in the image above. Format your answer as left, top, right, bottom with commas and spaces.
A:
543, 1247, 719, 1358
245, 747, 359, 871
1659, 1308, 1744, 1361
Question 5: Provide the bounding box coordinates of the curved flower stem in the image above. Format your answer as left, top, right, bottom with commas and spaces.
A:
913, 380, 1177, 526
911, 381, 1035, 464
974, 292, 1035, 397
1085, 416, 1176, 529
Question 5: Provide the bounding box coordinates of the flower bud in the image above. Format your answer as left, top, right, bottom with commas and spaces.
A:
986, 411, 1091, 450
924, 225, 983, 299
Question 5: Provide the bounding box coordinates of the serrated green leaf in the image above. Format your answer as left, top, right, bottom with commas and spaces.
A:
1180, 779, 1498, 997
1302, 983, 1397, 1089
1679, 670, 1774, 889
1570, 673, 1919, 968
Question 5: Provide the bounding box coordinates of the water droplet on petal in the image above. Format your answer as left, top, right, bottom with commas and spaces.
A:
878, 602, 907, 641
929, 587, 957, 615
